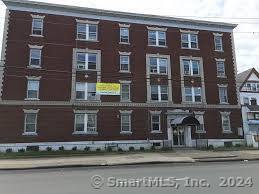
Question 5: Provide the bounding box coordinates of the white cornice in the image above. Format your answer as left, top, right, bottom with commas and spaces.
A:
3, 0, 236, 32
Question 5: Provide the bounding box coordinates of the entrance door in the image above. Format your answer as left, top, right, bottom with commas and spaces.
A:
173, 126, 185, 146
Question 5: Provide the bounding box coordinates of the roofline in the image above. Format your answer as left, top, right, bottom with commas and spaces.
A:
2, 0, 237, 31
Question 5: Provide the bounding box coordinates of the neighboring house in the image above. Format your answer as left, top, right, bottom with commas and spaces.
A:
237, 68, 259, 147
0, 0, 243, 151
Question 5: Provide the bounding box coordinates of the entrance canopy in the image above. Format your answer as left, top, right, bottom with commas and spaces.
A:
171, 116, 200, 126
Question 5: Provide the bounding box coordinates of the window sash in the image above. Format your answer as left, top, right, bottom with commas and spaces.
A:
76, 52, 97, 70
32, 18, 43, 35
219, 87, 228, 103
120, 27, 129, 43
215, 36, 223, 51
183, 59, 200, 76
24, 113, 37, 133
149, 57, 168, 74
30, 49, 41, 66
121, 114, 131, 132
77, 23, 97, 41
222, 115, 231, 131
151, 85, 168, 101
181, 33, 198, 48
120, 55, 130, 71
185, 87, 202, 102
75, 113, 97, 133
148, 30, 166, 46
27, 80, 39, 99
76, 83, 97, 100
121, 84, 130, 101
216, 61, 225, 76
151, 115, 160, 131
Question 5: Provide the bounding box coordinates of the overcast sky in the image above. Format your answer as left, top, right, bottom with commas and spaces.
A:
0, 0, 259, 73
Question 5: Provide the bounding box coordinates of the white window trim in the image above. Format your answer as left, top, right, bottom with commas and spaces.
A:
149, 57, 168, 75
220, 112, 232, 133
25, 76, 41, 101
181, 32, 199, 49
76, 20, 98, 41
150, 113, 161, 133
184, 87, 202, 103
29, 45, 42, 68
119, 81, 131, 102
76, 82, 99, 101
119, 27, 130, 44
148, 30, 167, 47
218, 84, 228, 104
214, 33, 224, 52
23, 109, 39, 136
183, 59, 200, 76
216, 58, 226, 77
73, 113, 98, 135
120, 110, 132, 134
119, 52, 131, 73
31, 15, 45, 37
151, 85, 168, 102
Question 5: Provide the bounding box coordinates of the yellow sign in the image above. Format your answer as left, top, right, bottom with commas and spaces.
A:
96, 83, 121, 95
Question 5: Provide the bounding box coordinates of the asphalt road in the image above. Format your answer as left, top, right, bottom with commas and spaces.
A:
0, 161, 258, 194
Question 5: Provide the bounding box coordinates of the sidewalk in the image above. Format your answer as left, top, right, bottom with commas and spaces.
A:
1, 149, 259, 170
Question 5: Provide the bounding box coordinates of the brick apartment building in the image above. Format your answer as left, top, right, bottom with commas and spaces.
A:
0, 0, 244, 151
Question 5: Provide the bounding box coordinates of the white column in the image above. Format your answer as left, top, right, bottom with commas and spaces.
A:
167, 127, 172, 141
186, 126, 192, 147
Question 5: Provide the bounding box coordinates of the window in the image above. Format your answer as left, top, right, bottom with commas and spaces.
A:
74, 113, 97, 134
243, 97, 249, 105
29, 48, 41, 67
151, 114, 160, 131
76, 52, 97, 70
120, 55, 130, 72
76, 82, 97, 100
151, 85, 168, 101
150, 57, 168, 74
31, 18, 43, 36
24, 113, 37, 134
184, 87, 202, 103
148, 30, 166, 46
120, 83, 130, 102
219, 86, 228, 103
243, 83, 259, 92
121, 113, 131, 132
181, 33, 198, 49
27, 80, 40, 99
183, 59, 200, 76
221, 113, 231, 132
255, 113, 259, 120
120, 27, 129, 43
214, 35, 223, 51
251, 98, 257, 105
77, 23, 98, 41
216, 61, 225, 77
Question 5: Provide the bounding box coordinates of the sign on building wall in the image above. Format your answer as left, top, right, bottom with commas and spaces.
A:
96, 83, 120, 95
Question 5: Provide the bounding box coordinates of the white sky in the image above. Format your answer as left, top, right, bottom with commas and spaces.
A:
0, 0, 259, 73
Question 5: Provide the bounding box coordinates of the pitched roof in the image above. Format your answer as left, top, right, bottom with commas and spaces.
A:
237, 68, 259, 90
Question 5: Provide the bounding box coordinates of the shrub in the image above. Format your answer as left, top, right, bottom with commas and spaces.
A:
84, 146, 90, 152
106, 146, 113, 152
208, 145, 214, 150
151, 145, 156, 150
96, 148, 101, 152
118, 147, 123, 152
72, 146, 77, 151
18, 148, 25, 153
46, 147, 52, 152
140, 147, 145, 151
235, 144, 242, 147
59, 146, 64, 151
26, 146, 39, 152
6, 148, 12, 153
129, 146, 135, 152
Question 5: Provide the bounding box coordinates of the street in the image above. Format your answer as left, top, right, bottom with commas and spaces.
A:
0, 161, 258, 194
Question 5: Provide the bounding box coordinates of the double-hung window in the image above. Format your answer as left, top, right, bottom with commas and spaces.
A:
27, 79, 40, 100
24, 111, 38, 135
181, 33, 198, 49
150, 57, 168, 74
31, 16, 44, 36
214, 35, 223, 51
184, 87, 202, 103
77, 22, 98, 41
76, 52, 97, 70
120, 55, 130, 72
120, 27, 129, 43
219, 86, 228, 103
183, 59, 200, 76
148, 30, 166, 46
74, 113, 97, 134
221, 113, 231, 132
151, 85, 168, 101
120, 83, 130, 102
216, 61, 225, 77
121, 113, 131, 133
151, 114, 160, 132
29, 48, 42, 67
76, 82, 97, 100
